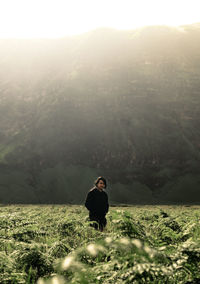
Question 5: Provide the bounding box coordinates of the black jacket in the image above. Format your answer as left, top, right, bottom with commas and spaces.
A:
85, 187, 109, 216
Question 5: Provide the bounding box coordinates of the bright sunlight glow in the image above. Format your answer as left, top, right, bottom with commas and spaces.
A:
0, 0, 200, 38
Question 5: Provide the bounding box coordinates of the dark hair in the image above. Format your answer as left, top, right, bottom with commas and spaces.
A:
94, 176, 107, 189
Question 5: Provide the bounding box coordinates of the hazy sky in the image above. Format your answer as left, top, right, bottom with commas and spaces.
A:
0, 0, 199, 38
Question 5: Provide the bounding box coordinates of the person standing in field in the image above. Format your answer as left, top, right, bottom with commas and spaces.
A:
85, 176, 109, 231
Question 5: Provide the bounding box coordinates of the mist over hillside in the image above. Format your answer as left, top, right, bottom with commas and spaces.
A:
0, 24, 200, 204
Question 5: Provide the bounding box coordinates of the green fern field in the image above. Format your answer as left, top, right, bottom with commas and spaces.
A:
0, 205, 199, 283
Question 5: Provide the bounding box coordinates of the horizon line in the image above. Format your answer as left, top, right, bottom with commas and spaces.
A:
0, 22, 199, 40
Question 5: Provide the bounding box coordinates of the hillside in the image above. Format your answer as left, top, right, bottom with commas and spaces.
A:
0, 24, 200, 203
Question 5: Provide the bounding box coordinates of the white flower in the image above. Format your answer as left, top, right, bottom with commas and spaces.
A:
62, 256, 74, 270
87, 244, 97, 256
120, 238, 130, 245
132, 239, 142, 249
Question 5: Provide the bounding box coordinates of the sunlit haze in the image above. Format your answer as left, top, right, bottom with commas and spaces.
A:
0, 0, 200, 38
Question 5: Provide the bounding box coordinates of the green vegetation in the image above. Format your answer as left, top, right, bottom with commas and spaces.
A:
0, 205, 199, 283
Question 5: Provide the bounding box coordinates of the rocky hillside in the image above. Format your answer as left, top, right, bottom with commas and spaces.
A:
0, 24, 200, 203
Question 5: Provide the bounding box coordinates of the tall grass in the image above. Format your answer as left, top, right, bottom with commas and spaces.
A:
0, 205, 199, 283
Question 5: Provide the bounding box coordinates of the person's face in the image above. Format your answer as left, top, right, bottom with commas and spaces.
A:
97, 180, 105, 190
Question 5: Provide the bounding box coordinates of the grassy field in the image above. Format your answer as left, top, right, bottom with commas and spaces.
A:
0, 205, 199, 283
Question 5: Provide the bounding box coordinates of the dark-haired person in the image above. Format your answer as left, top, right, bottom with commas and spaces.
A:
85, 177, 109, 231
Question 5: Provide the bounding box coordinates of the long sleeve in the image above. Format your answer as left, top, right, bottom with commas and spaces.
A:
105, 193, 109, 213
85, 191, 94, 212
85, 188, 109, 216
